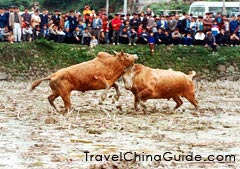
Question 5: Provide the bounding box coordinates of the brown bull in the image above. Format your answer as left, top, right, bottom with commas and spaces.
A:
123, 64, 198, 111
31, 51, 138, 111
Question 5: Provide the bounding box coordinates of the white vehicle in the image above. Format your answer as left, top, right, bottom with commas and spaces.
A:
189, 1, 240, 17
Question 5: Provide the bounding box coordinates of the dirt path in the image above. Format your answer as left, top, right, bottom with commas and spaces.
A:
0, 80, 240, 169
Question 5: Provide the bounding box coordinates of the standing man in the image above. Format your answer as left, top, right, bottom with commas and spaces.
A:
21, 8, 31, 24
51, 10, 61, 27
68, 10, 77, 32
111, 13, 121, 45
92, 13, 102, 40
9, 6, 22, 43
39, 9, 48, 29
0, 7, 8, 28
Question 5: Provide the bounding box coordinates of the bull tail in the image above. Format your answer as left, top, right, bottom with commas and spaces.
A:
188, 71, 196, 79
30, 75, 52, 91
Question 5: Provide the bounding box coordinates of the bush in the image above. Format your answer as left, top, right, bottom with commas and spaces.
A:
0, 39, 239, 79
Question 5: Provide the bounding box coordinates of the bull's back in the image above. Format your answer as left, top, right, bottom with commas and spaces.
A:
133, 68, 194, 99
52, 59, 113, 91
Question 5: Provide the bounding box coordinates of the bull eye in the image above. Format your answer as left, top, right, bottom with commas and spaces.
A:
127, 54, 129, 57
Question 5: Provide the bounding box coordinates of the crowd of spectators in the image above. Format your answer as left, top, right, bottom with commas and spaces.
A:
0, 4, 240, 52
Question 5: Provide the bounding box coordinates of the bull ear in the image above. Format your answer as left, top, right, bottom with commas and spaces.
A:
112, 50, 118, 55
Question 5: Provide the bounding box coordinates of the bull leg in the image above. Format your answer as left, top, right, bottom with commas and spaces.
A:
99, 83, 110, 105
134, 96, 139, 111
136, 89, 153, 113
48, 93, 59, 111
60, 93, 71, 112
184, 93, 199, 110
173, 96, 183, 110
112, 83, 121, 101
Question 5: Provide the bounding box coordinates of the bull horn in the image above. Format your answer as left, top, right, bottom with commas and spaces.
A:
112, 50, 118, 55
134, 54, 138, 60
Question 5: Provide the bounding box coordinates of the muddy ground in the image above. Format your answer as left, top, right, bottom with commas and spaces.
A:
0, 79, 240, 169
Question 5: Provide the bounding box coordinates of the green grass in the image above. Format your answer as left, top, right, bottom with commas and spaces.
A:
0, 39, 239, 78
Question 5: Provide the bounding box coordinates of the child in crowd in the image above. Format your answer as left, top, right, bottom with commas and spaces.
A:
148, 32, 155, 53
90, 36, 98, 48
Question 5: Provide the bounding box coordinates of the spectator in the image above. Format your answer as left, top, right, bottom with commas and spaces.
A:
111, 13, 121, 45
81, 27, 92, 45
40, 24, 50, 39
211, 20, 220, 37
154, 28, 165, 45
128, 27, 138, 45
7, 31, 14, 43
22, 8, 31, 24
181, 13, 191, 34
139, 12, 148, 28
203, 12, 212, 32
196, 16, 204, 32
64, 27, 73, 43
167, 15, 178, 32
189, 17, 197, 37
39, 9, 48, 29
90, 36, 98, 47
119, 27, 129, 44
162, 30, 172, 45
171, 28, 182, 45
83, 5, 92, 21
205, 30, 217, 51
148, 32, 155, 53
92, 13, 102, 40
194, 30, 205, 45
138, 28, 148, 44
99, 31, 106, 44
184, 32, 193, 46
49, 24, 58, 42
230, 32, 239, 46
146, 14, 157, 33
214, 12, 224, 28
51, 9, 61, 27
22, 23, 33, 42
130, 13, 139, 31
68, 10, 78, 32
229, 15, 238, 34
56, 27, 65, 43
72, 26, 82, 44
31, 10, 41, 29
146, 7, 154, 17
216, 28, 228, 46
33, 25, 43, 40
0, 7, 8, 29
84, 13, 92, 26
9, 6, 22, 43
2, 26, 11, 42
101, 13, 109, 43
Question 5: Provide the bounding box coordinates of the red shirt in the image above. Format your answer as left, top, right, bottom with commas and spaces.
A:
111, 17, 121, 31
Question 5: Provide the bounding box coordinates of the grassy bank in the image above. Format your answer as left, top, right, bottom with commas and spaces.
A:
0, 39, 240, 79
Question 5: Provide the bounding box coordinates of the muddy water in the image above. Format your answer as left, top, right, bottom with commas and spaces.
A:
0, 80, 239, 168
